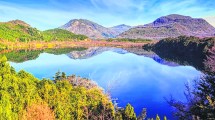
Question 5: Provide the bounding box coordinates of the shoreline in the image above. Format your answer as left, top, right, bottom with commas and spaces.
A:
0, 40, 152, 53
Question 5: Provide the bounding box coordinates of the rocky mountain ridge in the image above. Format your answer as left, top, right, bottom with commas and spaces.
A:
118, 14, 215, 40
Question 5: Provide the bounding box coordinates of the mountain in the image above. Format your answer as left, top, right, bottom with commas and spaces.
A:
60, 19, 114, 39
118, 14, 215, 40
60, 19, 131, 39
0, 20, 88, 42
0, 20, 43, 42
109, 24, 132, 35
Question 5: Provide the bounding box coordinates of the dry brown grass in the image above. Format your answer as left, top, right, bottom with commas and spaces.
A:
0, 40, 151, 52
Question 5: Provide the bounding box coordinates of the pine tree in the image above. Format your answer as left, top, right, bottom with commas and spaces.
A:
61, 72, 66, 80
156, 114, 160, 120
124, 103, 137, 120
54, 70, 61, 81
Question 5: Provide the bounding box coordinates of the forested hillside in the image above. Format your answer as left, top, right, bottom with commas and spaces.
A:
0, 56, 166, 120
43, 28, 87, 41
0, 56, 114, 120
0, 20, 88, 42
0, 20, 43, 42
143, 36, 215, 75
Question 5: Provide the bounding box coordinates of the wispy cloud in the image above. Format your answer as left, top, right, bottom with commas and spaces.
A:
0, 0, 214, 30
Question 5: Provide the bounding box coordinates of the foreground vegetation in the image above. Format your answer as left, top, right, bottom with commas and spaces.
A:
168, 75, 215, 120
0, 56, 114, 119
0, 56, 166, 120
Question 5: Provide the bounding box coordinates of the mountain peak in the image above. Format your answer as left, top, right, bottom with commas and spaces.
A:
60, 19, 115, 39
118, 14, 215, 40
164, 14, 192, 19
66, 19, 98, 26
7, 20, 30, 27
150, 14, 196, 27
111, 24, 131, 28
60, 19, 131, 39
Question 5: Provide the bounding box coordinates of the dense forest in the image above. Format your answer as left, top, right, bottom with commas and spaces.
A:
0, 56, 114, 120
43, 29, 88, 41
143, 36, 215, 75
0, 20, 88, 42
0, 56, 166, 120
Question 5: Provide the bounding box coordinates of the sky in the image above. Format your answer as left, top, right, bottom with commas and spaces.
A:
0, 0, 215, 30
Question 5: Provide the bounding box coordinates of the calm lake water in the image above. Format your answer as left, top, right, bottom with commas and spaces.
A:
9, 47, 201, 119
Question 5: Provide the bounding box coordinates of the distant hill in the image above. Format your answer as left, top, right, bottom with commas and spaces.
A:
42, 28, 87, 41
143, 36, 215, 74
0, 20, 43, 42
118, 14, 215, 40
109, 24, 132, 35
0, 20, 88, 42
60, 19, 131, 39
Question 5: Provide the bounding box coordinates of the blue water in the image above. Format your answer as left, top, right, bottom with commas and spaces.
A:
9, 48, 201, 119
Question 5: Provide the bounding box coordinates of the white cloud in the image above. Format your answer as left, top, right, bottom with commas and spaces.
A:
204, 16, 215, 27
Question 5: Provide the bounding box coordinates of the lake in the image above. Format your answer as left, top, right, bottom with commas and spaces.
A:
8, 47, 201, 119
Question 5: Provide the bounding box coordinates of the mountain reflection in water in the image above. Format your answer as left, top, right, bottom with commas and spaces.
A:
3, 47, 202, 119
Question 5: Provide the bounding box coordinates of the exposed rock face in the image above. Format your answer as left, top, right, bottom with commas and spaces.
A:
60, 19, 132, 39
60, 19, 113, 39
118, 14, 215, 40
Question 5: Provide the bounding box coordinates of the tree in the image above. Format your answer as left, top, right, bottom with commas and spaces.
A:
54, 70, 61, 81
168, 75, 215, 119
124, 103, 137, 120
156, 114, 160, 120
138, 108, 147, 120
61, 72, 66, 80
115, 111, 123, 120
164, 116, 167, 120
0, 91, 12, 120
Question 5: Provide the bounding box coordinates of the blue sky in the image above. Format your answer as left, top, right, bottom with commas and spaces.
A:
0, 0, 214, 30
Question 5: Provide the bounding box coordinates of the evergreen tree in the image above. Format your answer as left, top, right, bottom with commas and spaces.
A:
115, 112, 123, 120
54, 70, 61, 81
156, 114, 160, 120
61, 72, 66, 79
0, 56, 115, 120
124, 103, 137, 120
138, 108, 147, 120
